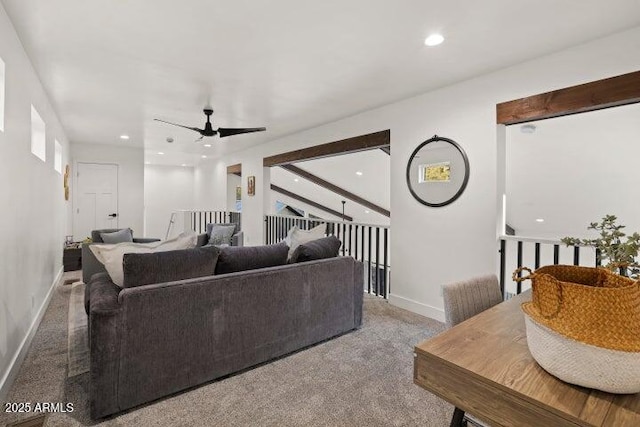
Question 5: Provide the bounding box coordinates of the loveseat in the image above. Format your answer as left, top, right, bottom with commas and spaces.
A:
87, 242, 363, 418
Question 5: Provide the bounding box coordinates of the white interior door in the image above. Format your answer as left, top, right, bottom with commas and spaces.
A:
74, 163, 118, 240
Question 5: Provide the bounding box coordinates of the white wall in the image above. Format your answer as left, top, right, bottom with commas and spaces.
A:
195, 26, 640, 321
241, 159, 269, 246
70, 143, 144, 239
0, 4, 70, 398
144, 164, 194, 239
193, 159, 227, 211
226, 173, 241, 212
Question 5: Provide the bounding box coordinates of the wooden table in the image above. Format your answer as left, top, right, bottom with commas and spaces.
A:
414, 292, 640, 427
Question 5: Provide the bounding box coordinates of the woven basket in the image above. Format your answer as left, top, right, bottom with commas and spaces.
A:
514, 265, 640, 393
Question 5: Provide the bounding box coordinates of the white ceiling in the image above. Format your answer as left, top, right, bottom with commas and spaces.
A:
271, 149, 390, 224
3, 0, 640, 165
506, 102, 640, 239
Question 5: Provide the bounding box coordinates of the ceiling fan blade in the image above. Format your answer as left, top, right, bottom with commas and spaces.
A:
194, 136, 204, 143
217, 127, 266, 138
154, 118, 204, 134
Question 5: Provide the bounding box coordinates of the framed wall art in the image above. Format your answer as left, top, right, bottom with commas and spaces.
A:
247, 176, 256, 196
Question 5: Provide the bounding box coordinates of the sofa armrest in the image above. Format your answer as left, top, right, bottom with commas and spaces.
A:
82, 243, 107, 284
84, 272, 111, 315
231, 231, 244, 247
90, 278, 121, 313
133, 237, 161, 243
89, 279, 122, 418
353, 260, 364, 328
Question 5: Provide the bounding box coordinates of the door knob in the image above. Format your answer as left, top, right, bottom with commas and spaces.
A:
108, 213, 118, 218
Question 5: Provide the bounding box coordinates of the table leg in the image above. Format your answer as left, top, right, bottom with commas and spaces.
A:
450, 407, 466, 427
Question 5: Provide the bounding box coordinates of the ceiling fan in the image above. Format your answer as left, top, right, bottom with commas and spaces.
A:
154, 108, 266, 141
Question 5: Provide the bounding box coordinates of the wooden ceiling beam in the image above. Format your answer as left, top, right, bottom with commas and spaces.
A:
496, 70, 640, 125
280, 164, 390, 217
270, 184, 353, 221
227, 163, 242, 176
263, 130, 390, 167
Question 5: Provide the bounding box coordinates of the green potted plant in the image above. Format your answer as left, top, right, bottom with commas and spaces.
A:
561, 214, 640, 278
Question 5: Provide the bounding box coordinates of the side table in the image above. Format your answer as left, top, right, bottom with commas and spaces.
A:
63, 246, 82, 272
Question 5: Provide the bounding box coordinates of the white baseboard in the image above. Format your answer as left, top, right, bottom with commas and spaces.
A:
388, 293, 445, 323
0, 267, 62, 401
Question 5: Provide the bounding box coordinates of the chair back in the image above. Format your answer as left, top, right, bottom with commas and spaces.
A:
443, 274, 502, 328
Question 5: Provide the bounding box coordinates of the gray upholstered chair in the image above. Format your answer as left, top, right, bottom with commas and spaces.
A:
442, 274, 503, 427
196, 222, 244, 247
81, 228, 160, 283
443, 274, 503, 328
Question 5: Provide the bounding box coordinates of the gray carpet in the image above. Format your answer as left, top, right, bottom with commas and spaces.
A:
67, 282, 89, 377
2, 272, 452, 427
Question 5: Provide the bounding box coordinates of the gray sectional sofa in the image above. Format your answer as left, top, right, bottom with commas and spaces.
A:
87, 242, 363, 419
81, 228, 160, 283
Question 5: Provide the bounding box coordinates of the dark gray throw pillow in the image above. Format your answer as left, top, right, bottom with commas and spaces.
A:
290, 235, 342, 263
215, 242, 288, 275
196, 233, 209, 247
122, 246, 220, 288
207, 225, 236, 246
100, 228, 133, 244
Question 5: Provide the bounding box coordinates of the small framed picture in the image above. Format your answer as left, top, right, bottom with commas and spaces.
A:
247, 176, 256, 196
235, 186, 241, 201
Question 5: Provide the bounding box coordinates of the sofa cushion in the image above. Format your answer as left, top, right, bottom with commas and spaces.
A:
196, 233, 209, 247
205, 222, 237, 235
207, 224, 236, 246
100, 228, 133, 244
89, 232, 197, 287
290, 236, 342, 263
91, 228, 132, 243
215, 242, 288, 275
123, 245, 220, 288
285, 224, 326, 260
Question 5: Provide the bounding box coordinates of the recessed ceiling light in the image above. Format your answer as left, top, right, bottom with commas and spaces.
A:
144, 161, 150, 165
201, 155, 207, 159
521, 124, 537, 134
181, 164, 187, 167
356, 171, 363, 176
204, 144, 212, 148
294, 178, 299, 182
424, 34, 444, 47
364, 210, 370, 214
158, 152, 164, 155
120, 134, 130, 140
536, 218, 545, 223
